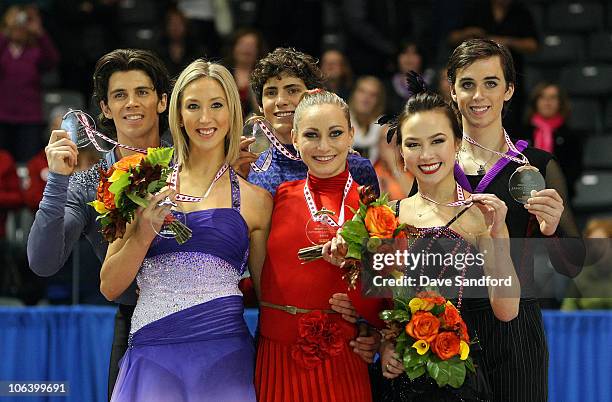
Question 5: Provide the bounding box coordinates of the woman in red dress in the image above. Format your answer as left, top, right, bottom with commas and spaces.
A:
255, 89, 383, 402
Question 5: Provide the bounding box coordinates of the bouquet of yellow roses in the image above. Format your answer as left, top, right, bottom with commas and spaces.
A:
89, 147, 192, 244
380, 290, 475, 388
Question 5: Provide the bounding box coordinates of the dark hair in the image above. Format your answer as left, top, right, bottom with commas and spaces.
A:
526, 81, 570, 121
394, 71, 462, 146
250, 47, 324, 106
446, 38, 516, 117
224, 28, 267, 68
92, 49, 170, 137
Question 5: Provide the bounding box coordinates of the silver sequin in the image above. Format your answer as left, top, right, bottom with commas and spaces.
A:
130, 252, 242, 334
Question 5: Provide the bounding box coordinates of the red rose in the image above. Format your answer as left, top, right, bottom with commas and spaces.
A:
406, 311, 440, 343
432, 331, 461, 360
291, 311, 344, 369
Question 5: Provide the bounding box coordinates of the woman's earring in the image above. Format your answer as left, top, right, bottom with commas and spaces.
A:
295, 148, 300, 158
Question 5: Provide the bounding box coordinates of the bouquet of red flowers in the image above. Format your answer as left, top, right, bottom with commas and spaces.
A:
298, 185, 416, 287
88, 147, 192, 244
380, 290, 475, 388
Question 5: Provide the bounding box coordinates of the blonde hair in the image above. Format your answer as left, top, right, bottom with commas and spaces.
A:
293, 89, 351, 132
169, 59, 243, 167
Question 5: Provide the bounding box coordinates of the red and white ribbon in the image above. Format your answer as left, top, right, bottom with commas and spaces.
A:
303, 173, 353, 227
250, 119, 300, 173
72, 110, 147, 154
167, 163, 229, 202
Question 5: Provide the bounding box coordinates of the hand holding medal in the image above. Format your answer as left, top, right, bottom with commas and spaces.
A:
461, 131, 546, 204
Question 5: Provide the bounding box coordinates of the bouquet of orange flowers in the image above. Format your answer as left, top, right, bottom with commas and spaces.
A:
298, 185, 416, 287
380, 290, 475, 388
88, 147, 192, 244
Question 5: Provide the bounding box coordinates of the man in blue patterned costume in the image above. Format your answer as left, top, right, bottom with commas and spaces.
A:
26, 49, 171, 399
237, 47, 380, 196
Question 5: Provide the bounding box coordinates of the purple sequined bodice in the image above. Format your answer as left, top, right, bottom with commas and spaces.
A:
131, 169, 249, 334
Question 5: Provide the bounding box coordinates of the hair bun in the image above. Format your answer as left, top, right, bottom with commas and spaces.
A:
405, 70, 428, 100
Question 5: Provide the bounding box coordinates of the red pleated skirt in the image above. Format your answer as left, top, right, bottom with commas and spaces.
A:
255, 335, 373, 402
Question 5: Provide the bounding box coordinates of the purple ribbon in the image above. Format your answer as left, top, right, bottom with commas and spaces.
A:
455, 139, 529, 193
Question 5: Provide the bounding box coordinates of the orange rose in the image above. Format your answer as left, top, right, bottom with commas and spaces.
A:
364, 205, 397, 238
458, 320, 470, 342
113, 153, 145, 172
442, 302, 461, 328
406, 311, 440, 343
416, 290, 446, 306
432, 331, 460, 360
96, 168, 115, 210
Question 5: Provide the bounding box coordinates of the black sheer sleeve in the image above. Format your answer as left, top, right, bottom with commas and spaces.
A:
543, 158, 585, 277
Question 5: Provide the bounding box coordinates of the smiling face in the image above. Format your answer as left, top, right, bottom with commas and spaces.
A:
352, 78, 382, 116
261, 73, 307, 142
100, 69, 167, 143
293, 103, 354, 178
451, 56, 514, 132
180, 77, 229, 155
400, 109, 460, 186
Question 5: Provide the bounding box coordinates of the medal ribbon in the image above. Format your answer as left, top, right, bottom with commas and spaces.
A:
168, 163, 229, 202
462, 129, 529, 165
250, 119, 300, 173
303, 173, 353, 227
419, 183, 472, 207
73, 110, 147, 154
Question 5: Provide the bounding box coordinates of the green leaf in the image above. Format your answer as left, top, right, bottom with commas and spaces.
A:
430, 304, 446, 316
126, 192, 148, 208
147, 179, 166, 193
427, 358, 451, 388
406, 365, 426, 381
341, 220, 369, 242
379, 309, 410, 322
109, 171, 131, 199
145, 147, 174, 166
447, 358, 467, 389
465, 357, 475, 373
345, 243, 362, 260
404, 347, 428, 370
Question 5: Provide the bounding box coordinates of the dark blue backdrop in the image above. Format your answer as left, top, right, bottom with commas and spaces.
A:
0, 307, 610, 402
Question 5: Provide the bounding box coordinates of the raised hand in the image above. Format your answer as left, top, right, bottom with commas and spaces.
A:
134, 189, 176, 245
45, 130, 78, 176
524, 189, 564, 236
231, 136, 258, 178
470, 193, 509, 238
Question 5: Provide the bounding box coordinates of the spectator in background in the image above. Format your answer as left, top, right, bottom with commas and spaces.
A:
224, 28, 265, 117
157, 7, 205, 79
320, 48, 353, 101
561, 218, 612, 310
340, 0, 413, 78
448, 0, 538, 133
436, 65, 452, 103
0, 149, 23, 239
525, 82, 580, 201
176, 0, 232, 60
349, 76, 386, 162
373, 127, 413, 201
0, 4, 59, 163
385, 40, 433, 115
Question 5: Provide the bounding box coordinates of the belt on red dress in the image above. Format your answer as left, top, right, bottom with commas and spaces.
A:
260, 301, 337, 315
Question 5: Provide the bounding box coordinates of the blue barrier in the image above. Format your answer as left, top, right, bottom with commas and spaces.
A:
0, 307, 610, 402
